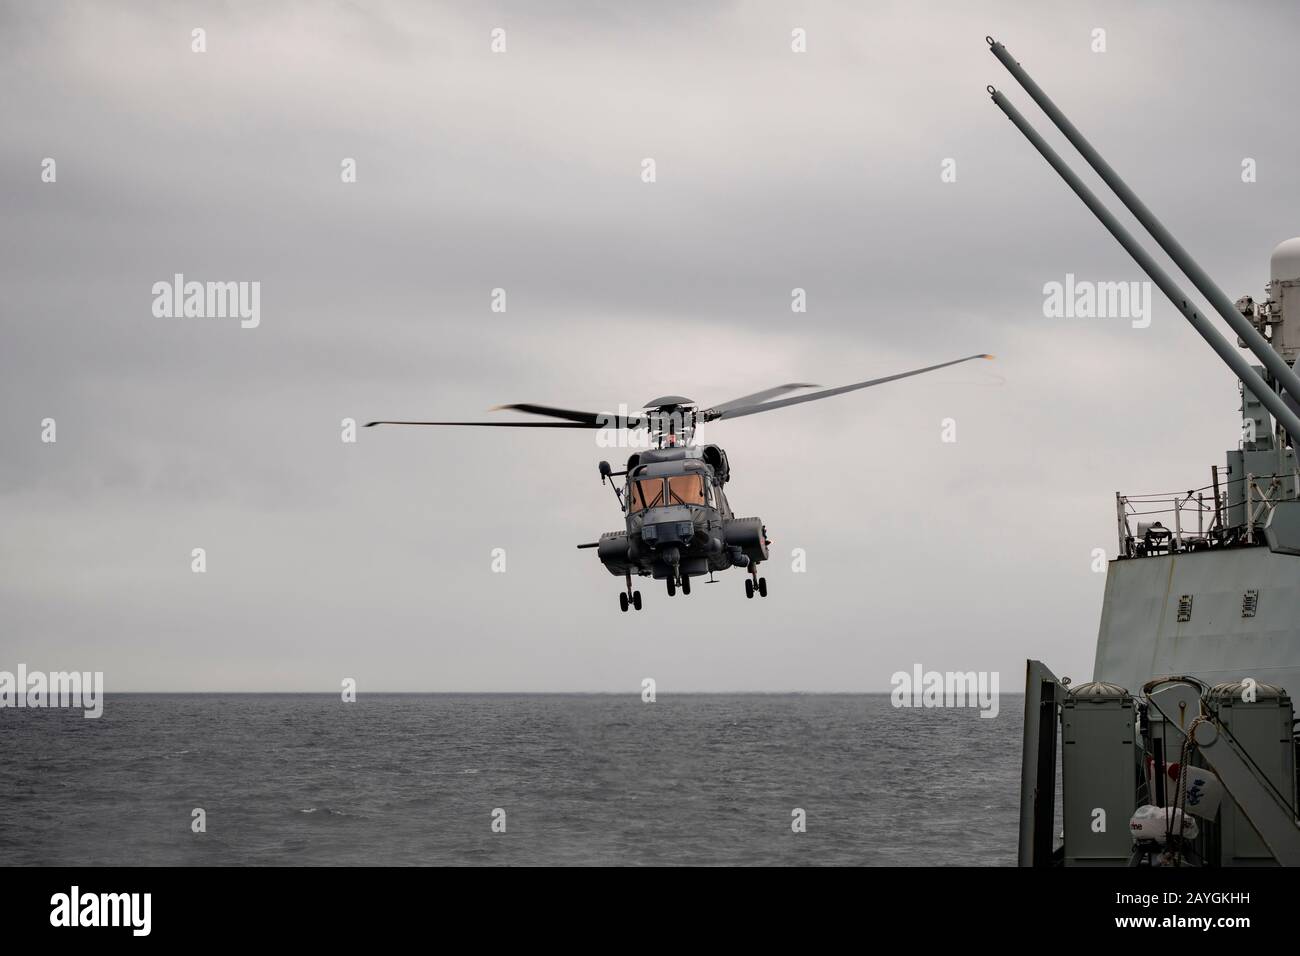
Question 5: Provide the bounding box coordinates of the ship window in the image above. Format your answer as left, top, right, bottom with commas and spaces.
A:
667, 474, 705, 506
631, 479, 665, 512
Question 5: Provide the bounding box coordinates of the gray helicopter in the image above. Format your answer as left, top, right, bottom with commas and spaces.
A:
367, 353, 991, 611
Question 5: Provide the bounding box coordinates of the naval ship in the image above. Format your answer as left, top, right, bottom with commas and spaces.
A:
983, 39, 1300, 866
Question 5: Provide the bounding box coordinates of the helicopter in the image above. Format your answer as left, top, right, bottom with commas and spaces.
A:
367, 352, 992, 611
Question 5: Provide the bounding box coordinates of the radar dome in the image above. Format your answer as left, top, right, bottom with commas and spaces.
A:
1270, 237, 1300, 283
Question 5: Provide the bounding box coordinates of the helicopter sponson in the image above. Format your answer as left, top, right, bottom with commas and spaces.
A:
596, 516, 769, 578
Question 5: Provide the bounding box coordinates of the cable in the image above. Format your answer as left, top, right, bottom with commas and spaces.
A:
1123, 472, 1294, 501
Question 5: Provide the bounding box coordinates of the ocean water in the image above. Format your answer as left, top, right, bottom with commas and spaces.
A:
0, 694, 1022, 866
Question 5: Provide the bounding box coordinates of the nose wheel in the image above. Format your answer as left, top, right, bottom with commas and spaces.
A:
745, 566, 768, 599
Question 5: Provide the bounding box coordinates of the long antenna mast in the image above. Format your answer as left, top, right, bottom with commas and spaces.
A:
988, 37, 1300, 410
987, 84, 1300, 444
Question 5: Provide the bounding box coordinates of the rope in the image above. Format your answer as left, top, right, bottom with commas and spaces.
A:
1167, 714, 1209, 867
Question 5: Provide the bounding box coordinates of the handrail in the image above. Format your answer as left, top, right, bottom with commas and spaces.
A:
1114, 470, 1299, 556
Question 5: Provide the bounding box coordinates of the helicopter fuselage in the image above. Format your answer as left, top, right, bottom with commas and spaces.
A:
590, 444, 769, 597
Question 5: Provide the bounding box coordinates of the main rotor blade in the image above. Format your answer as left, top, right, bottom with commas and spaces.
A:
493, 403, 647, 429
366, 401, 650, 430
705, 354, 994, 421
364, 420, 600, 428
702, 383, 820, 417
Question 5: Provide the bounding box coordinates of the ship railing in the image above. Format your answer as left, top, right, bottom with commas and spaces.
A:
1115, 470, 1300, 558
1115, 490, 1216, 557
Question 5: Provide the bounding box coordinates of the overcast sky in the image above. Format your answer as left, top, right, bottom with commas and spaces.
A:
2, 0, 1297, 691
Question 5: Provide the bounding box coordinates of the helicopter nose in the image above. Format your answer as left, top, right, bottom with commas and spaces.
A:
640, 509, 696, 547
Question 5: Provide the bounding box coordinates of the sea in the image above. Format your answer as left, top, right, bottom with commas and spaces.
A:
0, 694, 1022, 866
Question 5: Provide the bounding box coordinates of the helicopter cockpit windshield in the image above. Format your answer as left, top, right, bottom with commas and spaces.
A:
667, 474, 705, 506
630, 479, 665, 512
630, 474, 706, 512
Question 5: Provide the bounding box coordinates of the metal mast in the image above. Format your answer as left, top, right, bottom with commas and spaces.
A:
988, 37, 1300, 410
985, 43, 1300, 444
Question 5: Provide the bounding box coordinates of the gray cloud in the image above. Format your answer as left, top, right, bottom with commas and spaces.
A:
1, 0, 1295, 690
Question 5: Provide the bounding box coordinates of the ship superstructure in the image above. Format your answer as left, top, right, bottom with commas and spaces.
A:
985, 38, 1300, 866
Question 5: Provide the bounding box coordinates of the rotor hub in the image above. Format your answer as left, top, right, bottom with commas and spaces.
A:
643, 402, 697, 447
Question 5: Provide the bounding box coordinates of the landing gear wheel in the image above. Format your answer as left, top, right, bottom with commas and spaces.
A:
619, 592, 629, 612
745, 579, 754, 599
681, 576, 691, 595
667, 578, 676, 597
632, 590, 642, 611
758, 577, 767, 598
